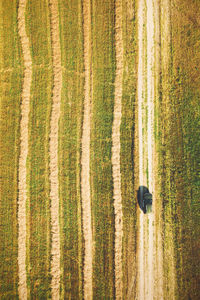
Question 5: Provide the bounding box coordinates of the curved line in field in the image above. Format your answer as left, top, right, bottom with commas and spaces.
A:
17, 1, 32, 298
137, 0, 145, 299
49, 0, 62, 298
81, 0, 93, 299
112, 0, 123, 298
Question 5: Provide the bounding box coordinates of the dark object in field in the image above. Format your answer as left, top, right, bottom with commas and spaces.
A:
137, 186, 152, 214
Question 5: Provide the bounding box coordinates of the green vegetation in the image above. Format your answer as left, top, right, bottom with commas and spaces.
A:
25, 0, 52, 298
1, 0, 199, 298
121, 0, 137, 298
0, 1, 22, 298
58, 0, 84, 298
158, 1, 200, 299
90, 0, 115, 297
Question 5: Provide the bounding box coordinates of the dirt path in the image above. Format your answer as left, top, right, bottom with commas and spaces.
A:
112, 0, 123, 298
49, 1, 62, 299
17, 1, 32, 298
137, 0, 157, 299
81, 0, 93, 299
137, 0, 145, 298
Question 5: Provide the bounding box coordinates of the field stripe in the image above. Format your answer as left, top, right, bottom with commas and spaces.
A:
81, 0, 93, 298
137, 0, 145, 298
17, 1, 32, 299
49, 0, 62, 299
112, 0, 123, 298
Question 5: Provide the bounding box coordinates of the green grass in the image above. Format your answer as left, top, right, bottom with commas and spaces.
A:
25, 0, 52, 298
158, 1, 200, 299
121, 0, 137, 298
90, 0, 115, 298
0, 1, 22, 298
58, 0, 84, 298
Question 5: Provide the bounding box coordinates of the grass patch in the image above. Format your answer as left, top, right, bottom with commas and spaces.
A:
0, 1, 22, 298
90, 0, 115, 298
58, 0, 84, 298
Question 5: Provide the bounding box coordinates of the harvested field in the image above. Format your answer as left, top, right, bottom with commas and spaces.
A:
0, 0, 199, 299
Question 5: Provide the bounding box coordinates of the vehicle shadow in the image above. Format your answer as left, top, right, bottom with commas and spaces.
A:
137, 186, 150, 213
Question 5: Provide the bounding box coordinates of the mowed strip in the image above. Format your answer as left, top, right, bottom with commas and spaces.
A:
81, 0, 93, 299
112, 0, 123, 298
17, 0, 32, 298
49, 0, 62, 298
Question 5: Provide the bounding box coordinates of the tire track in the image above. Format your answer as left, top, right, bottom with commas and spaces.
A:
17, 1, 32, 298
112, 0, 123, 298
49, 1, 62, 299
81, 0, 93, 299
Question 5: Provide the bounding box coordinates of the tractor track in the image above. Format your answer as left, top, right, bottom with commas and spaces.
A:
17, 0, 32, 298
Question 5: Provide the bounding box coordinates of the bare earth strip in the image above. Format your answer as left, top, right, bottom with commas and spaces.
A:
81, 0, 93, 299
146, 0, 155, 299
17, 1, 32, 299
137, 0, 145, 298
112, 0, 123, 299
49, 0, 62, 299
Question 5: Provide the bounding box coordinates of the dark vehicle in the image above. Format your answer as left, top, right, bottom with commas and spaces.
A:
137, 186, 152, 214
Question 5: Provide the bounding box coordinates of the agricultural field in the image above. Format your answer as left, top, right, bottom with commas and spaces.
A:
0, 0, 199, 299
